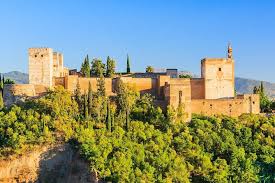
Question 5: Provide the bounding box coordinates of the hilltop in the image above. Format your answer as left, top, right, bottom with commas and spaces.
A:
2, 71, 275, 98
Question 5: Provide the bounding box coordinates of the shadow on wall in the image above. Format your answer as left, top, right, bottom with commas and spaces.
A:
36, 144, 95, 183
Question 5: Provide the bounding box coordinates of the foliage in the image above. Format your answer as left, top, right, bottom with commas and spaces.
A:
126, 54, 130, 74
91, 59, 105, 77
0, 81, 274, 182
80, 55, 91, 77
0, 91, 3, 110
253, 81, 272, 112
146, 66, 154, 73
179, 74, 192, 78
106, 56, 116, 78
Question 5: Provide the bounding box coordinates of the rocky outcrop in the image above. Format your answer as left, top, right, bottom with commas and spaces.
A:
0, 144, 94, 183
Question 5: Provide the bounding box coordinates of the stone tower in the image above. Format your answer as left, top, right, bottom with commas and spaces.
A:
201, 45, 235, 99
29, 48, 53, 87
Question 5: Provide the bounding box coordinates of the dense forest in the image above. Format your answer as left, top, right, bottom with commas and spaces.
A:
0, 76, 274, 182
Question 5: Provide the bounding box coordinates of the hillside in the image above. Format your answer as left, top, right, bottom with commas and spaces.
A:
3, 71, 28, 84
235, 77, 275, 98
2, 71, 275, 98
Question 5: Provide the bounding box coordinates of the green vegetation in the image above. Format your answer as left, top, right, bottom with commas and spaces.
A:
106, 56, 116, 78
146, 66, 154, 73
91, 58, 105, 77
253, 81, 274, 112
127, 54, 131, 74
80, 55, 91, 77
179, 74, 192, 78
0, 84, 274, 182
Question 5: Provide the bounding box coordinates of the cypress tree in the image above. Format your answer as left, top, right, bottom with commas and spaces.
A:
84, 92, 88, 119
106, 100, 112, 132
0, 90, 4, 110
125, 109, 130, 131
97, 73, 106, 97
126, 54, 130, 73
106, 56, 116, 78
80, 55, 91, 77
88, 81, 93, 116
260, 81, 264, 93
0, 74, 2, 91
75, 79, 82, 109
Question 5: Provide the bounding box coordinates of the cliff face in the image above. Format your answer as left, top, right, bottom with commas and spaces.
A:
0, 144, 95, 183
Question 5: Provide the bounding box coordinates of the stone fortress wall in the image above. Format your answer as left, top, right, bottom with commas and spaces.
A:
4, 46, 260, 121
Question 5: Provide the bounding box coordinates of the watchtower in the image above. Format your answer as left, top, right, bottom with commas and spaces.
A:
29, 48, 53, 87
201, 44, 235, 99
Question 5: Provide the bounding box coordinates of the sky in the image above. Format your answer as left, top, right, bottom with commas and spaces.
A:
0, 0, 274, 82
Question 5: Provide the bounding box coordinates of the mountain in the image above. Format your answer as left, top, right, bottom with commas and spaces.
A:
235, 77, 275, 98
2, 71, 28, 84
2, 71, 275, 99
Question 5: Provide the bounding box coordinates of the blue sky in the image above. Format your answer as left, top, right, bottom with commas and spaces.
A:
0, 0, 274, 82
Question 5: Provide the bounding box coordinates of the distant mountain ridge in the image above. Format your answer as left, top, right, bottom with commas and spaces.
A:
2, 71, 275, 98
2, 71, 29, 84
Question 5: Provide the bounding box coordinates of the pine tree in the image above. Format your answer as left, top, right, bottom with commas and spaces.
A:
0, 90, 3, 110
106, 100, 112, 132
126, 54, 130, 73
80, 55, 91, 77
88, 81, 93, 116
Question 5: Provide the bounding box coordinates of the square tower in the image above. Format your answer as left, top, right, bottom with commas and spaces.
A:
201, 58, 234, 99
29, 48, 53, 87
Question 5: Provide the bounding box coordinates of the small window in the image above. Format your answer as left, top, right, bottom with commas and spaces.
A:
210, 104, 213, 107
35, 55, 37, 57
253, 101, 255, 104
218, 68, 222, 71
41, 54, 43, 57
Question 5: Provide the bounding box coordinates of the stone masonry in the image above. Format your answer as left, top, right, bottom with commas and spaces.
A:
4, 45, 260, 121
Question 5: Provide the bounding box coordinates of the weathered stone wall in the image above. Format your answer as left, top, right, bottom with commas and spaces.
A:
3, 84, 36, 107
29, 48, 54, 87
65, 75, 113, 95
164, 78, 192, 121
191, 94, 260, 117
190, 78, 205, 99
119, 77, 157, 96
202, 58, 234, 99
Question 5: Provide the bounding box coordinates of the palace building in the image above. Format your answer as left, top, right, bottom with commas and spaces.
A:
3, 45, 260, 121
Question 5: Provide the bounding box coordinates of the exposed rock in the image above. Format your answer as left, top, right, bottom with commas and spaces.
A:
0, 144, 95, 183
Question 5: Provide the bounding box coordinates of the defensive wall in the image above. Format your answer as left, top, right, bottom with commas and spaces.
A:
3, 46, 261, 121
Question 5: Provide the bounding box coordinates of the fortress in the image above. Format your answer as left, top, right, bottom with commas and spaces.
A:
4, 45, 260, 121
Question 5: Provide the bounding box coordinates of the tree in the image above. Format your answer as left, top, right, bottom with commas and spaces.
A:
80, 55, 91, 77
88, 81, 93, 116
4, 79, 15, 84
83, 92, 88, 118
0, 74, 3, 91
260, 81, 264, 93
75, 79, 82, 110
253, 82, 272, 112
91, 59, 105, 77
126, 54, 130, 74
106, 100, 112, 132
179, 74, 192, 78
97, 73, 106, 97
0, 90, 4, 110
146, 66, 154, 73
106, 56, 116, 78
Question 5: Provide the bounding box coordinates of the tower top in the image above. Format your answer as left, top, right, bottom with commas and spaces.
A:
227, 42, 233, 59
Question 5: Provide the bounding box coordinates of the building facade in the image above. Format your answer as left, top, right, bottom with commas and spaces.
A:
4, 46, 260, 121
